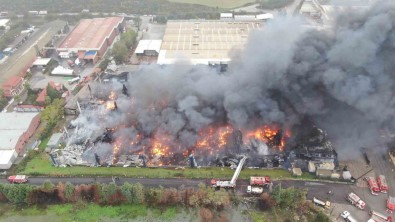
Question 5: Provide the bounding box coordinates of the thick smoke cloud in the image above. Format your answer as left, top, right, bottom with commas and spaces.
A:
77, 1, 395, 160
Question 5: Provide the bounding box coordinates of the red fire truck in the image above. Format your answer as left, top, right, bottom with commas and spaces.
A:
250, 176, 271, 186
369, 210, 393, 222
366, 177, 380, 195
8, 175, 28, 183
387, 196, 395, 213
377, 175, 388, 193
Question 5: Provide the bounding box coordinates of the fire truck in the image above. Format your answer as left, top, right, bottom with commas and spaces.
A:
387, 196, 395, 213
377, 175, 388, 193
369, 210, 393, 222
366, 176, 380, 195
250, 176, 271, 186
211, 156, 247, 189
346, 192, 366, 210
8, 175, 28, 183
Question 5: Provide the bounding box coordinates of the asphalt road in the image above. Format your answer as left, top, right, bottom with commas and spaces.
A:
0, 177, 351, 203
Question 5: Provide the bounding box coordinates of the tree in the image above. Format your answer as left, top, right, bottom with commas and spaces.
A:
121, 30, 137, 49
41, 180, 55, 191
46, 84, 61, 102
132, 17, 142, 31
99, 59, 110, 71
314, 211, 330, 222
271, 186, 307, 210
0, 183, 35, 204
112, 41, 128, 64
120, 182, 134, 203
199, 208, 214, 222
0, 89, 8, 111
64, 182, 75, 202
257, 193, 276, 211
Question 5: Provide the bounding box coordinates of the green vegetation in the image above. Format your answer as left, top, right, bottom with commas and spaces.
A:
0, 89, 8, 111
258, 0, 294, 9
39, 98, 64, 139
21, 152, 292, 179
38, 137, 50, 150
0, 203, 149, 222
0, 0, 219, 17
112, 29, 137, 64
167, 0, 255, 8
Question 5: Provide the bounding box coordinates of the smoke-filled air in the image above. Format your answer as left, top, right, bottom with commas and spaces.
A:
64, 1, 395, 167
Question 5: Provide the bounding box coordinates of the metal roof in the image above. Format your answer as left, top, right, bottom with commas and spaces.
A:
157, 20, 262, 65
58, 17, 124, 50
0, 150, 17, 169
135, 40, 162, 54
32, 58, 51, 66
0, 112, 39, 150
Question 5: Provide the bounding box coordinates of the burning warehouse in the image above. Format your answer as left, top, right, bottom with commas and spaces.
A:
53, 3, 395, 170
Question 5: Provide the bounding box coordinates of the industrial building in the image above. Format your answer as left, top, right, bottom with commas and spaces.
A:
57, 17, 124, 64
135, 40, 162, 56
157, 20, 262, 65
0, 112, 40, 169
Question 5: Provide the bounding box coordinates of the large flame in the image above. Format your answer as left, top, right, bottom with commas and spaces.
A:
110, 123, 290, 165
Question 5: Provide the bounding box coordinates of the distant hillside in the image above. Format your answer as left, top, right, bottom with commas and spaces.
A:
0, 0, 219, 15
167, 0, 256, 8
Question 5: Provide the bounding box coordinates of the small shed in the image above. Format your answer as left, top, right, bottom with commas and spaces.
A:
317, 161, 335, 170
46, 133, 63, 152
292, 167, 302, 176
316, 169, 332, 178
342, 171, 352, 180
32, 58, 52, 68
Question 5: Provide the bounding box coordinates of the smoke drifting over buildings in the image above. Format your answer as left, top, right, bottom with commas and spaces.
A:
69, 1, 395, 164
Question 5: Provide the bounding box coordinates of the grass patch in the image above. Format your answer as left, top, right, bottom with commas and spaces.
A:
22, 152, 293, 179
38, 137, 50, 150
258, 0, 294, 9
167, 0, 255, 8
250, 211, 267, 222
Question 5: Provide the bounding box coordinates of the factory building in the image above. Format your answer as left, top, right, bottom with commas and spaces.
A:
135, 40, 162, 56
157, 20, 262, 65
0, 112, 40, 169
57, 17, 124, 64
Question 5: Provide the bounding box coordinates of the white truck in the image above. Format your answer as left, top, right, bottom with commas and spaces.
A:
346, 192, 366, 210
247, 186, 263, 194
341, 211, 357, 222
313, 197, 331, 208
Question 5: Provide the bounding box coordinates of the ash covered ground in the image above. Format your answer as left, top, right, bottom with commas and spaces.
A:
52, 1, 395, 168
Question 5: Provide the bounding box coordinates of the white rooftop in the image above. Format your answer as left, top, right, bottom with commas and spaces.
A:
32, 58, 52, 66
0, 112, 39, 150
256, 13, 274, 20
0, 149, 17, 169
52, 66, 74, 75
0, 19, 9, 27
135, 40, 162, 54
220, 13, 233, 18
